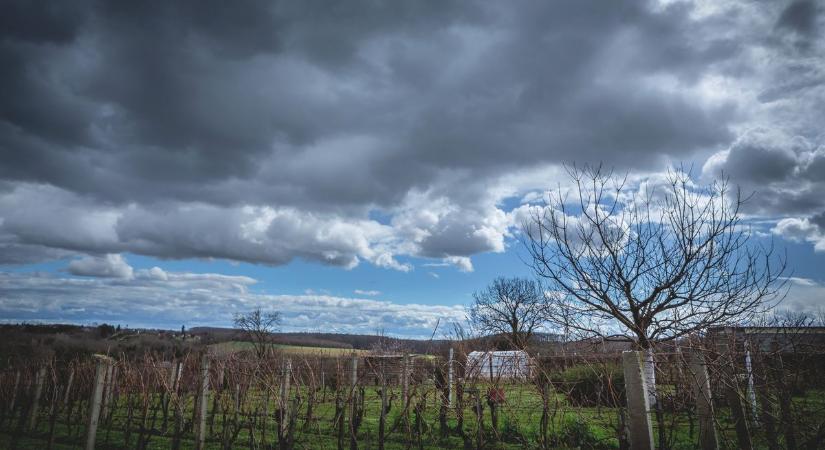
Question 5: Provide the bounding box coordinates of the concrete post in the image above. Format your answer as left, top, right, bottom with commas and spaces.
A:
234, 383, 241, 410
690, 352, 719, 450
379, 359, 387, 450
9, 370, 20, 414
175, 362, 183, 391
622, 351, 654, 450
217, 364, 225, 391
349, 354, 358, 444
85, 355, 113, 450
166, 361, 177, 391
63, 368, 74, 406
718, 342, 753, 450
447, 348, 454, 407
101, 364, 115, 421
195, 355, 210, 450
643, 348, 657, 407
743, 339, 759, 424
350, 354, 358, 388
280, 358, 292, 437
401, 353, 409, 406
28, 366, 47, 430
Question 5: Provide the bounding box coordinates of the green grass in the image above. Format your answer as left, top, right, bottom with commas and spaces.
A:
5, 382, 825, 449
1, 382, 624, 449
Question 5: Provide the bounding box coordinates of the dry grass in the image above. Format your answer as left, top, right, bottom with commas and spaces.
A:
208, 340, 371, 356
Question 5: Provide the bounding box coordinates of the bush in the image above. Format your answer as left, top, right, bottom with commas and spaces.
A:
551, 363, 624, 407
552, 417, 617, 450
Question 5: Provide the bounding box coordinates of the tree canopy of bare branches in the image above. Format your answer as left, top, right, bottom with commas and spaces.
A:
523, 165, 786, 349
468, 276, 547, 350
233, 308, 281, 359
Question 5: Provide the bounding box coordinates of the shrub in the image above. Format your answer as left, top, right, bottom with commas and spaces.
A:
499, 413, 527, 445
552, 416, 617, 450
551, 363, 624, 407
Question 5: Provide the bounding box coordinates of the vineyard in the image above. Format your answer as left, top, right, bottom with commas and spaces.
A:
2, 333, 825, 449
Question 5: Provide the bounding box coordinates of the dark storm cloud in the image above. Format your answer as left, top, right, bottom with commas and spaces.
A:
0, 0, 89, 44
0, 242, 72, 265
703, 128, 825, 215
1, 0, 823, 267
777, 1, 817, 37
1, 0, 732, 204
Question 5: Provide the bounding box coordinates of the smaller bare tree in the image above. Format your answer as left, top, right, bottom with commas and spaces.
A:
233, 308, 281, 359
469, 277, 547, 350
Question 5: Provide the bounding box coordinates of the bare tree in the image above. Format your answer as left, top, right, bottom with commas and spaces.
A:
233, 309, 281, 359
469, 276, 547, 350
370, 328, 405, 354
523, 165, 786, 393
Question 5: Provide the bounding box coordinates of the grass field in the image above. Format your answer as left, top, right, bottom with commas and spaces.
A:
3, 352, 825, 449
0, 382, 631, 449
208, 341, 371, 357
0, 379, 789, 450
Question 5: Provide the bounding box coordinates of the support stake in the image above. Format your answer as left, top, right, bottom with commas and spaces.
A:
690, 352, 719, 450
622, 351, 654, 450
195, 355, 210, 450
84, 355, 113, 450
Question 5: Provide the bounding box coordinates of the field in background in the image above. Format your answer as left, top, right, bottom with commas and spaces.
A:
208, 341, 372, 357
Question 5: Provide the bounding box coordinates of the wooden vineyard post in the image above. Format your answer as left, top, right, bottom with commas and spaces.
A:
85, 355, 113, 450
719, 342, 753, 450
448, 348, 454, 407
771, 348, 798, 450
379, 359, 387, 450
402, 353, 409, 408
743, 340, 759, 424
350, 354, 358, 388
63, 367, 74, 406
195, 355, 210, 450
349, 354, 358, 449
622, 351, 654, 450
101, 363, 115, 422
279, 358, 293, 441
28, 366, 47, 430
9, 370, 21, 420
690, 352, 719, 450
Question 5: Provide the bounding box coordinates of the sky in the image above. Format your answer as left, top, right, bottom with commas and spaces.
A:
1, 0, 824, 338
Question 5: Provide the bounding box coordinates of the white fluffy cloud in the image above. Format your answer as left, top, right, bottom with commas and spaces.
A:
772, 217, 825, 252
0, 184, 419, 271
67, 254, 134, 279
0, 180, 524, 273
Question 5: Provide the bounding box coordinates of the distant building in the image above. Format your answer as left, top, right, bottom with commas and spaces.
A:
466, 350, 532, 380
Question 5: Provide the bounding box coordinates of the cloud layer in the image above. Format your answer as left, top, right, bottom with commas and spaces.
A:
8, 1, 821, 271
2, 269, 822, 336
0, 1, 823, 285
0, 269, 464, 338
